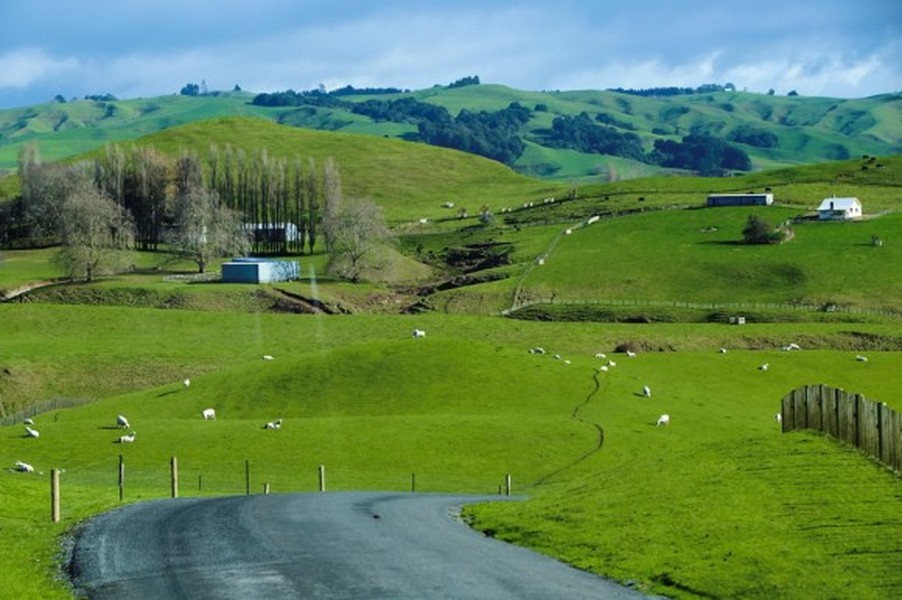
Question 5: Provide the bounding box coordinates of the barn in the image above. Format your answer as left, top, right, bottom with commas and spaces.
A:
221, 258, 300, 284
817, 197, 862, 221
707, 193, 773, 207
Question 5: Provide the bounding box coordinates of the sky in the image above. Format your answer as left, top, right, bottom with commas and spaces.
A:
1, 0, 899, 109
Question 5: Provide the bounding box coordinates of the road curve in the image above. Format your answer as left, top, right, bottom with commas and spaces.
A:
69, 492, 654, 599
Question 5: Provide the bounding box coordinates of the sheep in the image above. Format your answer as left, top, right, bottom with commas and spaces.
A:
626, 350, 637, 358
719, 348, 727, 354
418, 218, 428, 224
565, 228, 572, 235
656, 414, 670, 426
586, 216, 600, 225
594, 352, 607, 359
202, 408, 216, 420
442, 201, 455, 208
608, 360, 617, 367
412, 328, 426, 339
118, 432, 136, 444
263, 418, 283, 430
14, 461, 35, 473
553, 353, 562, 360
855, 355, 868, 362
262, 355, 274, 361
536, 257, 545, 265
787, 343, 801, 351
24, 426, 40, 438
183, 378, 191, 388
117, 414, 130, 429
759, 363, 769, 371
775, 413, 783, 423
23, 418, 35, 425
564, 359, 571, 365
529, 347, 546, 355
598, 365, 609, 372
643, 386, 652, 398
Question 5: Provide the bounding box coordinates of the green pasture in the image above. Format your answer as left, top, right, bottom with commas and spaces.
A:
1, 305, 900, 598
512, 207, 902, 312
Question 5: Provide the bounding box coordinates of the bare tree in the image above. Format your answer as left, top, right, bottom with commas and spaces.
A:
324, 198, 391, 282
54, 183, 135, 282
167, 186, 250, 274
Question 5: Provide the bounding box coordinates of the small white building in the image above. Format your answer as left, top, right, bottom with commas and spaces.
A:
817, 197, 862, 221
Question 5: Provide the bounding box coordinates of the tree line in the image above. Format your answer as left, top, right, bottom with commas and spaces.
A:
2, 144, 390, 283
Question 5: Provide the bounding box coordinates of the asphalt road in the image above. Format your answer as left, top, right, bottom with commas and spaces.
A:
70, 492, 655, 599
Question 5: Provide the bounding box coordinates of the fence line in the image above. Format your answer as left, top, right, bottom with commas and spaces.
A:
0, 397, 96, 426
504, 296, 901, 319
781, 384, 900, 473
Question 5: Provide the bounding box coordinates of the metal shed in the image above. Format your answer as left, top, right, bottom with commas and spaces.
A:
221, 258, 300, 284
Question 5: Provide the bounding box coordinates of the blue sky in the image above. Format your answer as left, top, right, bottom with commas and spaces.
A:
1, 0, 899, 108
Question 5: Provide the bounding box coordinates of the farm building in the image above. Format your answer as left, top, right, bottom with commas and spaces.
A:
706, 193, 773, 207
817, 197, 862, 221
243, 223, 300, 243
221, 258, 300, 284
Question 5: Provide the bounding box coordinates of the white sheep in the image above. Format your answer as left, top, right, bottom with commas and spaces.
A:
598, 365, 609, 372
626, 350, 637, 358
529, 347, 546, 355
718, 348, 727, 354
412, 328, 426, 339
23, 417, 35, 425
14, 461, 35, 473
183, 378, 191, 388
262, 355, 274, 361
775, 413, 783, 423
24, 426, 40, 438
202, 408, 216, 420
553, 353, 562, 360
565, 228, 572, 235
118, 432, 136, 444
643, 386, 651, 398
656, 414, 670, 426
264, 418, 283, 430
759, 363, 769, 371
418, 218, 428, 224
608, 360, 617, 367
586, 215, 600, 225
594, 352, 606, 359
117, 414, 130, 429
855, 355, 868, 362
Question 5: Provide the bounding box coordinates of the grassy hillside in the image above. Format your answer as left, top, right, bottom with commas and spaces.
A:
2, 83, 898, 180
1, 305, 899, 598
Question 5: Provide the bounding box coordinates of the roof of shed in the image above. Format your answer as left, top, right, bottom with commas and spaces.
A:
817, 197, 861, 211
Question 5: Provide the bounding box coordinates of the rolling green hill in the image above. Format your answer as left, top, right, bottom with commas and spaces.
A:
1, 83, 899, 181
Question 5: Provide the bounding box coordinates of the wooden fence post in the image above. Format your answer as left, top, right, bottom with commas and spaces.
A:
245, 460, 250, 495
118, 455, 124, 502
318, 465, 325, 492
505, 474, 512, 497
170, 456, 179, 499
263, 482, 270, 495
411, 472, 416, 493
51, 469, 60, 523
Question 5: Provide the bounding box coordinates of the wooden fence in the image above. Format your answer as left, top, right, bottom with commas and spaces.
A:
781, 384, 900, 473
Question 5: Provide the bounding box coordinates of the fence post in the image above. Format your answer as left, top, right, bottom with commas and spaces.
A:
245, 460, 250, 495
170, 456, 179, 499
263, 482, 270, 495
318, 465, 326, 492
411, 472, 416, 493
198, 474, 202, 492
505, 474, 512, 497
51, 469, 60, 523
118, 455, 124, 501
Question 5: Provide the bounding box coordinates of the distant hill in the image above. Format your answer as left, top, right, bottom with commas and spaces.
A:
0, 83, 899, 181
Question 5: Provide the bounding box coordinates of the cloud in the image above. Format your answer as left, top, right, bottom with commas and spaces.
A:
0, 48, 79, 90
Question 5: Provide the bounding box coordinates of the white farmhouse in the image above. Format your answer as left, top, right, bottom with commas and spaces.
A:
817, 197, 862, 221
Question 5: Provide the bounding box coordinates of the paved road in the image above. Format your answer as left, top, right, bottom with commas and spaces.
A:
70, 492, 654, 599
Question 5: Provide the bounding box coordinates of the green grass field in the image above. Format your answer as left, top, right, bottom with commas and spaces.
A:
0, 131, 900, 598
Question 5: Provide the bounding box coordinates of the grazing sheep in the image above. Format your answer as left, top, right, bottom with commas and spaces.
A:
418, 218, 428, 224
599, 365, 609, 372
183, 378, 191, 388
626, 350, 637, 358
856, 355, 868, 362
412, 328, 426, 339
117, 414, 130, 429
586, 216, 600, 225
643, 386, 651, 398
775, 413, 783, 423
594, 352, 606, 359
118, 432, 136, 444
14, 461, 35, 473
564, 359, 571, 365
262, 355, 274, 361
24, 426, 40, 438
23, 418, 35, 425
565, 228, 572, 235
264, 418, 283, 430
529, 347, 546, 355
553, 353, 562, 360
536, 257, 545, 265
759, 363, 769, 371
608, 360, 617, 367
202, 408, 216, 420
719, 348, 727, 354
656, 414, 670, 426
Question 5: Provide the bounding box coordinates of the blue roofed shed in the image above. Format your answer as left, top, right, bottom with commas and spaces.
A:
221, 258, 300, 283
